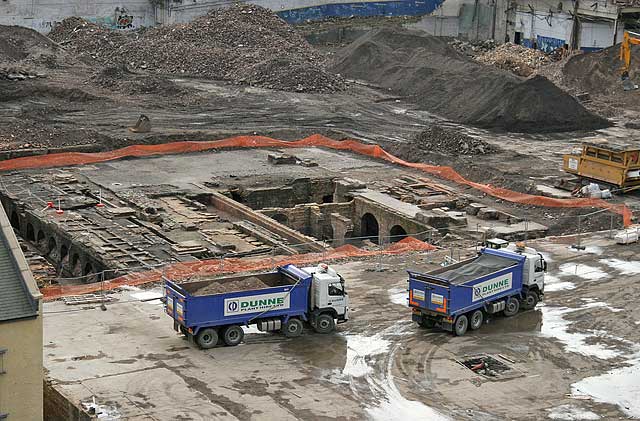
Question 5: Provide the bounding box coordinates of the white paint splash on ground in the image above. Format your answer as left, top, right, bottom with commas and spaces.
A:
366, 377, 449, 421
388, 287, 408, 307
572, 357, 640, 419
340, 327, 449, 420
547, 404, 600, 420
130, 289, 164, 305
558, 264, 608, 282
342, 334, 391, 378
540, 305, 622, 360
544, 274, 576, 292
599, 258, 640, 276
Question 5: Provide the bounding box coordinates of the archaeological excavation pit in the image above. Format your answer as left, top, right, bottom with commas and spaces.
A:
0, 147, 550, 286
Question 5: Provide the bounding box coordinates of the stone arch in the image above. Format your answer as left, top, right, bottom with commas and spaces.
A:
361, 213, 379, 243
47, 237, 57, 256
9, 210, 20, 230
271, 213, 288, 225
83, 262, 97, 283
26, 223, 35, 241
60, 244, 69, 262
70, 253, 81, 277
389, 225, 408, 243
83, 262, 94, 276
36, 230, 46, 248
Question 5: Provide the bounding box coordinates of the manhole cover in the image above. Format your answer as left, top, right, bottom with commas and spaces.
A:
459, 354, 515, 379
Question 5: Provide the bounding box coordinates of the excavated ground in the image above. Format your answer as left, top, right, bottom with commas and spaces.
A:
1, 21, 639, 233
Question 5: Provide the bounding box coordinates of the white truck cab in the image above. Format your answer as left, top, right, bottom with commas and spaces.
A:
303, 264, 349, 325
505, 242, 546, 309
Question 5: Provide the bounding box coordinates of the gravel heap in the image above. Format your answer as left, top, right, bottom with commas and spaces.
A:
448, 38, 497, 57
191, 276, 269, 296
476, 43, 551, 77
414, 126, 496, 155
49, 5, 344, 93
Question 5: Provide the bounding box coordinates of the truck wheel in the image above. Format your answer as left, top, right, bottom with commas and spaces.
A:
469, 310, 484, 330
520, 291, 538, 311
222, 325, 244, 346
314, 314, 335, 334
283, 318, 303, 338
454, 315, 468, 336
196, 328, 218, 349
503, 297, 520, 317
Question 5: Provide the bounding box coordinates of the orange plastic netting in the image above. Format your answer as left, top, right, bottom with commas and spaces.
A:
40, 237, 436, 300
2, 134, 631, 300
0, 134, 631, 226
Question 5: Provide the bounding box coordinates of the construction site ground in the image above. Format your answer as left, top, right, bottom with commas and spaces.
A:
43, 235, 640, 420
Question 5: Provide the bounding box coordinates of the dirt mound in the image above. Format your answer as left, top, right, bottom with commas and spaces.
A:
414, 126, 496, 155
332, 28, 608, 132
0, 118, 110, 151
90, 64, 183, 95
0, 25, 59, 62
476, 43, 551, 77
48, 5, 344, 93
191, 276, 269, 296
0, 80, 96, 102
561, 44, 640, 95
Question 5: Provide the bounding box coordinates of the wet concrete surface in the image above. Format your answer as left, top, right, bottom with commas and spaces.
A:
43, 235, 640, 420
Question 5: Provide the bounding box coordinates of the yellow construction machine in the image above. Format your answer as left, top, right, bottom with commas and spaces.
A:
620, 30, 640, 90
562, 142, 640, 194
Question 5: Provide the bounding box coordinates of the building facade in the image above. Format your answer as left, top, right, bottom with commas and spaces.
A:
0, 0, 445, 32
0, 205, 43, 421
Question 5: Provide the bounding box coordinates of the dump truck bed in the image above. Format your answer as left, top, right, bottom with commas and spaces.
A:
408, 249, 525, 317
164, 265, 312, 330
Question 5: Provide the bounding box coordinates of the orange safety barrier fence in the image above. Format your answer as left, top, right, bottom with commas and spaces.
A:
41, 237, 436, 301
0, 134, 631, 226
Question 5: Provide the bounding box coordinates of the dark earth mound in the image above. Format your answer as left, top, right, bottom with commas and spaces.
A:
332, 28, 609, 133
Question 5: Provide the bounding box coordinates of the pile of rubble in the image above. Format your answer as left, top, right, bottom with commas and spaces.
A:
448, 39, 497, 57
414, 126, 496, 155
476, 43, 551, 77
49, 5, 345, 93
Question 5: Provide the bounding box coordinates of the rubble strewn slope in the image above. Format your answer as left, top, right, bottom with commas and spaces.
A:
48, 5, 344, 93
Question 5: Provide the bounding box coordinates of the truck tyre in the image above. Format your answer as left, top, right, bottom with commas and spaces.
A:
222, 325, 244, 346
454, 315, 468, 336
314, 314, 335, 334
196, 328, 218, 349
283, 318, 303, 338
469, 310, 484, 330
520, 291, 538, 310
504, 297, 520, 317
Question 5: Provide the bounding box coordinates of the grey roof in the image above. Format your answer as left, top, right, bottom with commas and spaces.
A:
0, 206, 39, 322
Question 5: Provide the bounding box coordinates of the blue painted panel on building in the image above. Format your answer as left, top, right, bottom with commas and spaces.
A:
536, 35, 564, 53
521, 39, 534, 48
277, 0, 444, 24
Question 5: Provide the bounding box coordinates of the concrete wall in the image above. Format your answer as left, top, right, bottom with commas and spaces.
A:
0, 307, 43, 421
0, 0, 155, 32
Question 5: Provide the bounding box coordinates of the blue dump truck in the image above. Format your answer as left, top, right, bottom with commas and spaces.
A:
164, 264, 349, 349
408, 244, 546, 336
